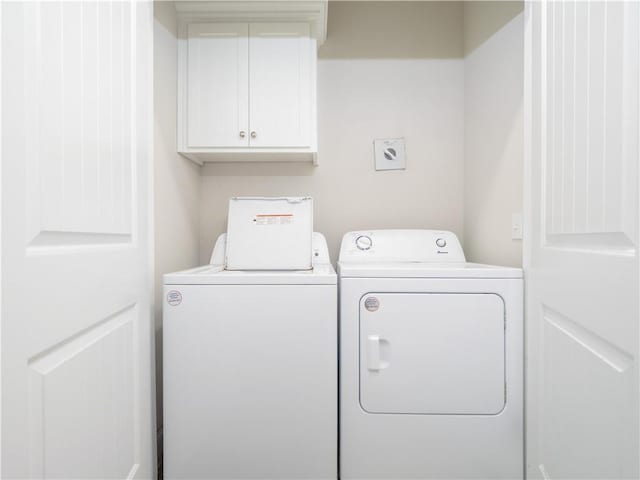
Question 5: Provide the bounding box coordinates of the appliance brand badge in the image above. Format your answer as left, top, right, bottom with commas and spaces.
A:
364, 297, 380, 312
167, 290, 182, 306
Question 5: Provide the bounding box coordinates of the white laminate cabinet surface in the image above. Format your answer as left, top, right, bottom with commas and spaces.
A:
248, 23, 313, 148
177, 3, 322, 164
187, 23, 249, 148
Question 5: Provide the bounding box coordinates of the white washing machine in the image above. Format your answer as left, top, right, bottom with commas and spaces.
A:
339, 230, 523, 479
163, 232, 337, 479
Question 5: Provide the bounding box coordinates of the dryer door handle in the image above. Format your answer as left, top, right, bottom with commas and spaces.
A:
367, 335, 381, 370
367, 335, 390, 371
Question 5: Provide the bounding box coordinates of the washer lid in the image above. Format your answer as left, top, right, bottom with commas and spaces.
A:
338, 261, 522, 279
166, 231, 337, 285
164, 263, 336, 285
225, 197, 313, 271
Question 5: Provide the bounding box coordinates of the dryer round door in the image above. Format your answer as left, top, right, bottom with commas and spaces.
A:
359, 292, 506, 415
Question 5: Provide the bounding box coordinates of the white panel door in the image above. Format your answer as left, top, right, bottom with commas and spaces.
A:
359, 293, 505, 415
525, 1, 639, 478
249, 23, 313, 148
187, 23, 249, 148
2, 1, 155, 478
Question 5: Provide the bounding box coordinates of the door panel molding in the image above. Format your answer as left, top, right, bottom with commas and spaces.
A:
539, 0, 639, 245
544, 232, 635, 256
542, 305, 633, 373
28, 305, 138, 479
23, 2, 137, 246
539, 304, 636, 480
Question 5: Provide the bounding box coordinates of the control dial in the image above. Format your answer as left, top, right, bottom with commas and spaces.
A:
355, 235, 373, 251
436, 238, 447, 248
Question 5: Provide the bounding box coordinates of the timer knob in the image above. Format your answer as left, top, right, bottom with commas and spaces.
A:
355, 235, 373, 251
436, 238, 447, 248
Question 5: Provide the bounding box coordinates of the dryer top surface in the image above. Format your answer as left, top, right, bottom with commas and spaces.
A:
338, 261, 522, 279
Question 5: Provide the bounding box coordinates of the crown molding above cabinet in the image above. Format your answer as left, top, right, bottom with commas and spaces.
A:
175, 1, 327, 166
174, 1, 328, 46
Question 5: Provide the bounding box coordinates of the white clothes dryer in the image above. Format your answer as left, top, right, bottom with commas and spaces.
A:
338, 230, 523, 479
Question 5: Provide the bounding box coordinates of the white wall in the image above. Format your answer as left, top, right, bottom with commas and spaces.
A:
463, 1, 524, 267
199, 1, 465, 264
153, 0, 201, 434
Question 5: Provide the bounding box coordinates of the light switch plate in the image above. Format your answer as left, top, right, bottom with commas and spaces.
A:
512, 213, 523, 240
374, 138, 406, 171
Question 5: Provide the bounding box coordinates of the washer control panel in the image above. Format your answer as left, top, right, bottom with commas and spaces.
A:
339, 230, 465, 263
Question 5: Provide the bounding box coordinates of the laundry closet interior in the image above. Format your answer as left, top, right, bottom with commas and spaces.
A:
154, 0, 525, 476
3, 0, 637, 479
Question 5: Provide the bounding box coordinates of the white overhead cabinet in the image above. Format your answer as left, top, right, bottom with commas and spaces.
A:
177, 2, 326, 164
186, 23, 249, 149
248, 23, 312, 149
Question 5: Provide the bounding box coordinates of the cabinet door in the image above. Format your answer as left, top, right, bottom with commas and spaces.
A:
187, 23, 249, 148
249, 23, 313, 148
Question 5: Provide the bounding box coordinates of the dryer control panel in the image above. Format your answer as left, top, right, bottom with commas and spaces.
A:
338, 230, 465, 263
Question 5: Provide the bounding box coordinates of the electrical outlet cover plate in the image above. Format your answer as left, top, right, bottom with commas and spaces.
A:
374, 138, 406, 171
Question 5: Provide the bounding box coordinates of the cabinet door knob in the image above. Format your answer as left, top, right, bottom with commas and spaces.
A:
250, 131, 257, 138
239, 131, 246, 138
